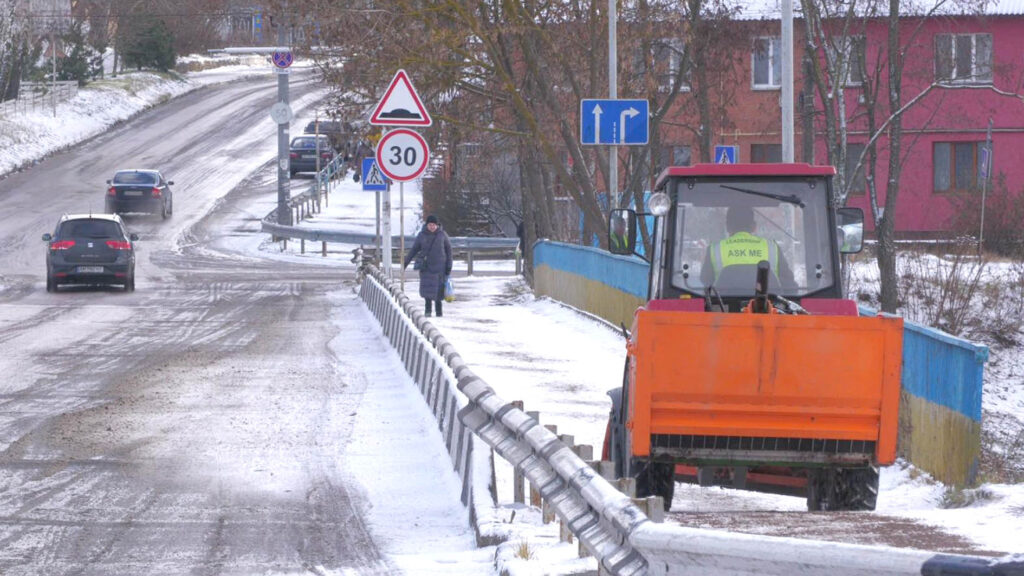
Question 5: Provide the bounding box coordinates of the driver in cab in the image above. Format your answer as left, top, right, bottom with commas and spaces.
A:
701, 206, 796, 291
609, 215, 630, 253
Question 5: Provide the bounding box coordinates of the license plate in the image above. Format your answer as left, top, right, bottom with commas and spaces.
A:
302, 154, 314, 159
77, 266, 104, 274
123, 190, 143, 196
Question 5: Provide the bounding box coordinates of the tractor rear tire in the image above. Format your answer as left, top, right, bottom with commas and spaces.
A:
635, 460, 676, 512
806, 467, 879, 511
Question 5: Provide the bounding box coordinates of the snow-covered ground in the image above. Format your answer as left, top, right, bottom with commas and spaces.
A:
0, 54, 276, 177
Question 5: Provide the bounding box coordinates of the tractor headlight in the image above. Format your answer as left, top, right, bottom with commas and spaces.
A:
649, 192, 671, 216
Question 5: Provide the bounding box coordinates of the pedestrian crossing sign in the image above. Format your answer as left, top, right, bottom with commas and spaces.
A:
362, 157, 389, 191
715, 145, 738, 164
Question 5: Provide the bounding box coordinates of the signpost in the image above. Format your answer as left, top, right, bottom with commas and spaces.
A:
369, 71, 432, 284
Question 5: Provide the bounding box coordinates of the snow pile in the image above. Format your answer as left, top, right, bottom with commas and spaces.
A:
0, 59, 275, 178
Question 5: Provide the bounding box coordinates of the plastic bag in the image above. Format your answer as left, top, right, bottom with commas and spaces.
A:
444, 277, 455, 302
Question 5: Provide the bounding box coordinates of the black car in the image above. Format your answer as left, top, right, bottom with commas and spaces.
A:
43, 214, 138, 292
289, 136, 335, 177
105, 169, 174, 219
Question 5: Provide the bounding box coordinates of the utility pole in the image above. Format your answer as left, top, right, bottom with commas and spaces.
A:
781, 0, 794, 162
608, 0, 618, 208
276, 16, 291, 225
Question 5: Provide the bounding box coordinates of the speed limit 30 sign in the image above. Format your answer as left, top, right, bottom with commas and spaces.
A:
375, 129, 430, 182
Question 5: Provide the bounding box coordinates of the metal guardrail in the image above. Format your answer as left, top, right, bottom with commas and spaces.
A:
260, 155, 521, 259
357, 263, 1024, 576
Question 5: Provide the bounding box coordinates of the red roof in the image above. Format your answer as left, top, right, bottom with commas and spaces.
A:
655, 163, 836, 190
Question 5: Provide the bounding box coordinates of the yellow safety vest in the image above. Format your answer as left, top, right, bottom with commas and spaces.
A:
710, 232, 779, 281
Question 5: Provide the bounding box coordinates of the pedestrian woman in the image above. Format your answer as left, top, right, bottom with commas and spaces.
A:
403, 215, 453, 317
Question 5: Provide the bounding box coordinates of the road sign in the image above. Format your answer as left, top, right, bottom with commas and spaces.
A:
980, 145, 991, 180
580, 99, 649, 145
269, 102, 293, 125
715, 145, 738, 164
369, 70, 432, 127
375, 129, 430, 182
272, 51, 293, 69
362, 157, 389, 191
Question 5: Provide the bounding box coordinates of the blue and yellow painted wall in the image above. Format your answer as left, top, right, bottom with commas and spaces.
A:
533, 240, 987, 487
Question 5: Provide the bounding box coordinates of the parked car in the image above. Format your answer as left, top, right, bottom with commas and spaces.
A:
289, 135, 335, 177
303, 120, 351, 154
105, 169, 173, 219
43, 213, 138, 292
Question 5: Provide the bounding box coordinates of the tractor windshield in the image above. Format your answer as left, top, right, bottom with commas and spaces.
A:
670, 178, 835, 298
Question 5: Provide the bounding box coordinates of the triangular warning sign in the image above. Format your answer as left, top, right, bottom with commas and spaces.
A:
365, 162, 386, 186
717, 149, 733, 164
369, 69, 433, 127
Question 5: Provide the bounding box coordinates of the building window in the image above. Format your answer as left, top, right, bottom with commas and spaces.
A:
751, 143, 781, 163
933, 141, 990, 192
845, 143, 866, 194
659, 145, 692, 169
839, 36, 865, 87
654, 38, 689, 92
752, 37, 781, 89
935, 34, 992, 84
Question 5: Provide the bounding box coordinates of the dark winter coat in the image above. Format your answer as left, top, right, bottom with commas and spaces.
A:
403, 224, 453, 300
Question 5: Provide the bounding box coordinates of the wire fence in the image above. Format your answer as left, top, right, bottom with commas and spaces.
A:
0, 81, 79, 117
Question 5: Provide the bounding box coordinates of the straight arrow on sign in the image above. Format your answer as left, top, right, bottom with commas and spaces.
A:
592, 103, 603, 143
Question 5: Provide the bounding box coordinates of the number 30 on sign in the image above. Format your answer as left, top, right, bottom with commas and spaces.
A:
375, 129, 430, 182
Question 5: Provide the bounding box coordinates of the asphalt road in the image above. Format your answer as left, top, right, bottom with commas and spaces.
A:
0, 72, 479, 575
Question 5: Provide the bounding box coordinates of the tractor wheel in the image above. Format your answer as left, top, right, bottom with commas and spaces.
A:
806, 467, 879, 511
635, 460, 676, 512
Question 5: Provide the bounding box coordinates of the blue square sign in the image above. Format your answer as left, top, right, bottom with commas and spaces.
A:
714, 145, 738, 164
361, 157, 389, 191
580, 99, 649, 146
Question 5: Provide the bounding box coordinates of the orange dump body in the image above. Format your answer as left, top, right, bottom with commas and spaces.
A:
627, 307, 903, 467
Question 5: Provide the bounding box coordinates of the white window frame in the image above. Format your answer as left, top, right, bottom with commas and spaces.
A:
752, 36, 782, 90
655, 38, 690, 93
936, 33, 993, 85
839, 36, 865, 88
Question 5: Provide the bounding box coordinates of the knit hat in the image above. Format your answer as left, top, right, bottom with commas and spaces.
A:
426, 215, 439, 224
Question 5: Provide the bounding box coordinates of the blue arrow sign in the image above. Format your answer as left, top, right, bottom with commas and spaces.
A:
580, 99, 649, 146
362, 157, 389, 191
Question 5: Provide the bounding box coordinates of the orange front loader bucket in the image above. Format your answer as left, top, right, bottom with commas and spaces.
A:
627, 309, 903, 466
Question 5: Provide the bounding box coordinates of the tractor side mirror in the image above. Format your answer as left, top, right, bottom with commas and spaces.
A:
837, 207, 864, 254
608, 209, 637, 256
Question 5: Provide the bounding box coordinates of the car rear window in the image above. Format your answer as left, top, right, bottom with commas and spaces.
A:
60, 219, 123, 239
291, 137, 329, 149
113, 172, 157, 185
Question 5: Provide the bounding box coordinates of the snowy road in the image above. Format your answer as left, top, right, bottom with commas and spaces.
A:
0, 73, 490, 574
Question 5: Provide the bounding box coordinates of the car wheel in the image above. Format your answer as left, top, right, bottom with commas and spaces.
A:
124, 271, 135, 292
168, 196, 173, 215
46, 274, 57, 293
289, 170, 296, 178
161, 200, 169, 220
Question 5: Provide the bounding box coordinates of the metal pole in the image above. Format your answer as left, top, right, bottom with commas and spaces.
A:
608, 0, 618, 208
51, 29, 57, 118
979, 117, 993, 255
382, 131, 393, 277
400, 181, 405, 290
375, 184, 382, 265
276, 20, 291, 225
315, 110, 321, 188
781, 0, 794, 162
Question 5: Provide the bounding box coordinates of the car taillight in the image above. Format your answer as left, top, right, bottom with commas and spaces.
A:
152, 187, 161, 197
289, 152, 298, 159
107, 187, 116, 196
50, 240, 75, 250
106, 240, 132, 250
321, 152, 332, 158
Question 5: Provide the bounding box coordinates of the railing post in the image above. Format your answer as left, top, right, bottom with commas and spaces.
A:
322, 241, 327, 257
527, 410, 542, 508
511, 400, 526, 504
467, 250, 474, 276
300, 238, 305, 254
